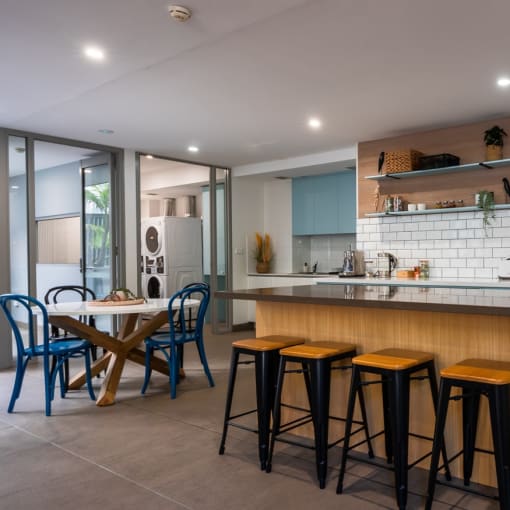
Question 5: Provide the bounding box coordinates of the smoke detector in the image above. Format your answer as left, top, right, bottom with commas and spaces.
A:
168, 5, 192, 22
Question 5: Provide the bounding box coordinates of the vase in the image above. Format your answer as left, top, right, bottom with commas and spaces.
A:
486, 144, 503, 161
256, 261, 270, 273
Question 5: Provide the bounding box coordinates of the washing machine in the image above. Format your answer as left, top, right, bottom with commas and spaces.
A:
141, 217, 167, 274
142, 273, 171, 299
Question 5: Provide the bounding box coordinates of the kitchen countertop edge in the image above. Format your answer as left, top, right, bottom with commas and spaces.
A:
217, 284, 510, 317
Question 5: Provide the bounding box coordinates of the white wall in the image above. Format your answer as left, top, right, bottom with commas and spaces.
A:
231, 176, 264, 324
263, 180, 292, 273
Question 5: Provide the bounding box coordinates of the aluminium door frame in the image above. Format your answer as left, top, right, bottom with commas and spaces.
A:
135, 152, 233, 333
0, 127, 123, 300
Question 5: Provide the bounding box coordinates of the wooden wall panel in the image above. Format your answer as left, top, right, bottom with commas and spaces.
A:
358, 116, 510, 217
256, 301, 510, 486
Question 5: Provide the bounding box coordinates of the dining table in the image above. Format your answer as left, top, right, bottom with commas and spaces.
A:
43, 297, 198, 406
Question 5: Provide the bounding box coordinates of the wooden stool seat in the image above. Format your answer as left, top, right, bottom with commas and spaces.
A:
232, 335, 305, 352
280, 341, 357, 359
353, 348, 434, 371
440, 358, 510, 385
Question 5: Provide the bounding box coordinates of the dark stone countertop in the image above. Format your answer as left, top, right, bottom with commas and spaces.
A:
216, 284, 510, 317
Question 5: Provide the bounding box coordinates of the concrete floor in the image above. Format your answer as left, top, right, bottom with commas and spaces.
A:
0, 327, 499, 510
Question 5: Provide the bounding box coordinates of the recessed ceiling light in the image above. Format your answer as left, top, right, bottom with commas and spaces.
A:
497, 77, 510, 87
84, 46, 105, 61
98, 128, 114, 134
145, 154, 154, 159
308, 117, 322, 130
83, 169, 92, 174
188, 145, 199, 153
10, 185, 19, 190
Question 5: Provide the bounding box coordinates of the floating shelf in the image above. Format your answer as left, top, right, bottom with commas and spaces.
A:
365, 204, 510, 218
365, 158, 510, 181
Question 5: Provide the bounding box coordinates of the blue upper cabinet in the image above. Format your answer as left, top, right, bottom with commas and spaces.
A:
292, 170, 356, 235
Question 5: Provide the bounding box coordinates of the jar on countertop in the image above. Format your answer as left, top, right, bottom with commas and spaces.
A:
419, 259, 430, 280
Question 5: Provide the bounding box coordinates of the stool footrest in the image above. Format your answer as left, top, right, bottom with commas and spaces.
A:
434, 478, 499, 502
228, 422, 260, 435
227, 408, 257, 421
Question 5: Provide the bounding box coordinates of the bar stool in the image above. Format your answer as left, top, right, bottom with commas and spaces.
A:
426, 359, 510, 510
218, 335, 306, 470
337, 348, 451, 510
266, 341, 374, 489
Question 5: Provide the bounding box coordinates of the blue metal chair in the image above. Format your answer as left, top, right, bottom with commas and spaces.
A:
141, 283, 214, 399
0, 294, 96, 416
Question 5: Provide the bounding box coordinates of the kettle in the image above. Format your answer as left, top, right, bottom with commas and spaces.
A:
376, 252, 397, 278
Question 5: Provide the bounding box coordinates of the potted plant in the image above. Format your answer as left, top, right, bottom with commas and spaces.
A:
484, 125, 508, 161
475, 190, 495, 233
255, 232, 272, 273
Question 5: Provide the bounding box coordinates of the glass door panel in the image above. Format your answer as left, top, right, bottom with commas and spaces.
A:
210, 168, 231, 333
83, 158, 112, 297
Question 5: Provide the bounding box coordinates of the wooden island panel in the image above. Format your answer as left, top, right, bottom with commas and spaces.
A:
256, 300, 510, 487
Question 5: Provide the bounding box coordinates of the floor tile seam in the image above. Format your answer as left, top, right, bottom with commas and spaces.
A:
6, 421, 195, 510
119, 399, 224, 436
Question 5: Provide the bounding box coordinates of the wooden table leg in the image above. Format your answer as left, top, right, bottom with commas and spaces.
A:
96, 352, 128, 406
68, 353, 112, 390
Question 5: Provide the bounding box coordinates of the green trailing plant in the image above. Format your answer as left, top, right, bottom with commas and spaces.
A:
484, 126, 508, 146
476, 190, 495, 234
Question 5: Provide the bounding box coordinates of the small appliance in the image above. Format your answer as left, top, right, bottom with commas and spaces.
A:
339, 245, 365, 277
376, 252, 398, 278
498, 257, 510, 279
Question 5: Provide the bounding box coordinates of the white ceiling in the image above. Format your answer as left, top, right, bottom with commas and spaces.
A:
3, 0, 510, 168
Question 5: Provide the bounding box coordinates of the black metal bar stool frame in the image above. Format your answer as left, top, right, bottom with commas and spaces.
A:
266, 348, 374, 489
337, 359, 451, 510
426, 377, 510, 510
219, 344, 281, 470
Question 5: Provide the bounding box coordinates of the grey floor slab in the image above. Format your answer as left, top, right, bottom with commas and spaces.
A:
0, 326, 501, 509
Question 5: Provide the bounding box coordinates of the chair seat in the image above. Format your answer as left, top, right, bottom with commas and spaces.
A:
232, 335, 306, 352
280, 341, 356, 359
441, 358, 510, 385
353, 348, 434, 370
28, 339, 91, 357
146, 332, 195, 346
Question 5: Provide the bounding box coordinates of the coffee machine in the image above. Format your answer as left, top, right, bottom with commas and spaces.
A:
340, 245, 365, 277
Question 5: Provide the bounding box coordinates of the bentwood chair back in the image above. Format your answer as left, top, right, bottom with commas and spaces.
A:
141, 283, 214, 399
44, 285, 102, 389
0, 294, 96, 416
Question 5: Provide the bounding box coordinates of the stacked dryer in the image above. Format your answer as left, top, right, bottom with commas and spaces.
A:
141, 216, 203, 299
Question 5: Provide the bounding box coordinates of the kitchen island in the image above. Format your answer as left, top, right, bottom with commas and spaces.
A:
217, 283, 510, 487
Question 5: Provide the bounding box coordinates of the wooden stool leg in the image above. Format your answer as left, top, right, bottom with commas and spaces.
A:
462, 387, 481, 486
336, 365, 361, 494
388, 371, 410, 510
425, 378, 452, 510
489, 385, 510, 510
309, 358, 331, 489
219, 348, 240, 455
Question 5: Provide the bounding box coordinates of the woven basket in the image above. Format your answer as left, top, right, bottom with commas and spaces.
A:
383, 150, 423, 174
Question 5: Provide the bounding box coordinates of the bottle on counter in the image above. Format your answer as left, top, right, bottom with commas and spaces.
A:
419, 260, 430, 280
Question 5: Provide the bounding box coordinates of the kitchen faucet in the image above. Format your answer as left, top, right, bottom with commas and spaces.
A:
312, 261, 318, 273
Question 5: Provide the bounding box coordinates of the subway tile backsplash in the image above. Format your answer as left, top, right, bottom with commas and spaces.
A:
357, 209, 510, 279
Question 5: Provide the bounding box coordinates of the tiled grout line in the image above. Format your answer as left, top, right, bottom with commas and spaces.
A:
1, 420, 194, 510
